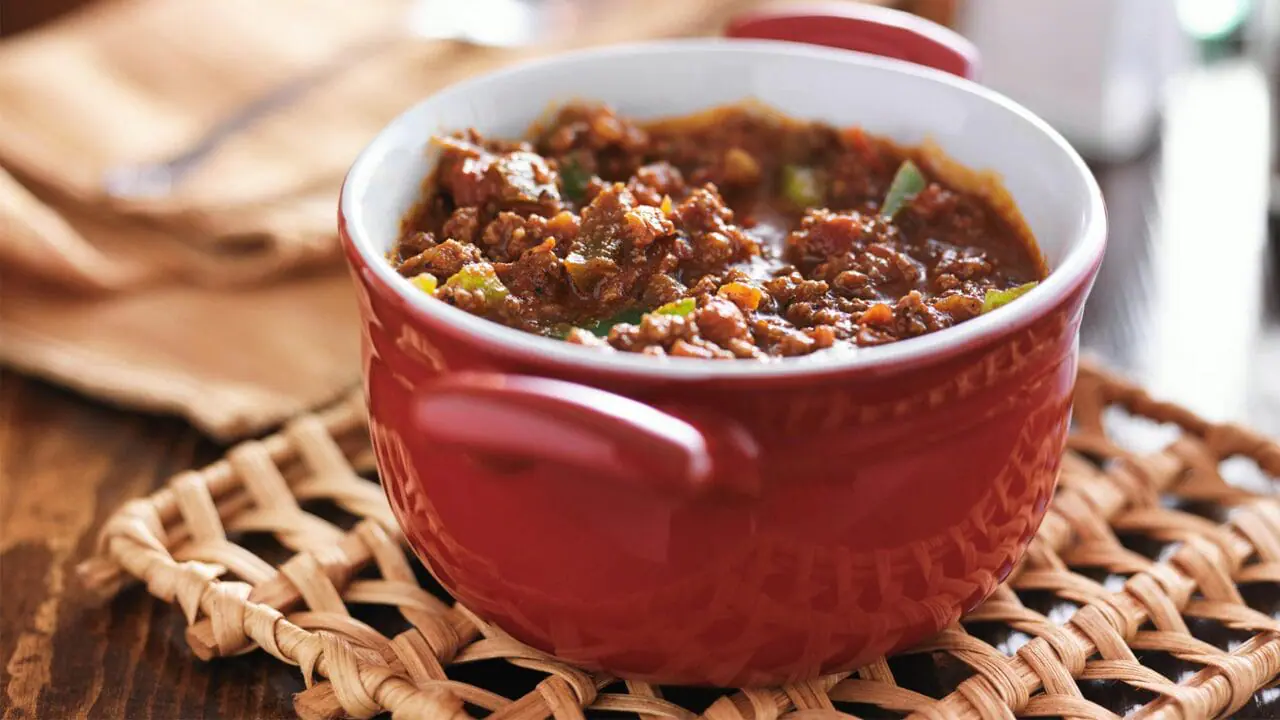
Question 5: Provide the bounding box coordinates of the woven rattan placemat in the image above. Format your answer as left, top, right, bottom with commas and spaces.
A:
77, 363, 1280, 720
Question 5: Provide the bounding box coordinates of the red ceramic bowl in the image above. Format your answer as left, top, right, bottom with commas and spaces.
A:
339, 5, 1106, 686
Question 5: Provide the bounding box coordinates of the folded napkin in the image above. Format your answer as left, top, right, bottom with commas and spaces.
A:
0, 167, 362, 439
0, 0, 772, 439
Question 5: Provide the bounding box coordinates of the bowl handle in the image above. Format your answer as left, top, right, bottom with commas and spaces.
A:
724, 2, 980, 80
413, 372, 761, 499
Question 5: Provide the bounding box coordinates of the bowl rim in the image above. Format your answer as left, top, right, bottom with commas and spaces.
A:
340, 38, 1107, 380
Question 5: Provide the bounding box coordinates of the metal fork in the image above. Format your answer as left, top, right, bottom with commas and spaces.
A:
102, 0, 572, 200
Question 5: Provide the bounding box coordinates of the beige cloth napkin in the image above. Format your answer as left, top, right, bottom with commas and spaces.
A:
0, 0, 766, 440
0, 165, 362, 439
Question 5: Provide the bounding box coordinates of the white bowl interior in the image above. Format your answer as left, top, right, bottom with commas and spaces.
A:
343, 39, 1105, 378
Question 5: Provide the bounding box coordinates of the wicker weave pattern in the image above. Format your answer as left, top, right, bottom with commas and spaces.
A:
77, 364, 1280, 720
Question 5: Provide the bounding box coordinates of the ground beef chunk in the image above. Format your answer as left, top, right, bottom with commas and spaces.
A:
891, 290, 952, 338
541, 104, 649, 155
642, 272, 688, 307
436, 135, 562, 215
500, 239, 564, 302
538, 105, 649, 182
671, 187, 759, 273
626, 162, 687, 205
564, 328, 612, 348
832, 268, 873, 298
396, 239, 483, 279
933, 293, 983, 322
694, 298, 750, 346
825, 127, 899, 207
784, 209, 886, 265
935, 245, 995, 280
441, 208, 481, 245
900, 184, 1000, 248
490, 151, 563, 214
578, 185, 673, 259
607, 311, 740, 360
564, 184, 675, 303
609, 313, 694, 352
751, 316, 826, 357
844, 243, 926, 294
478, 211, 580, 263
396, 231, 436, 261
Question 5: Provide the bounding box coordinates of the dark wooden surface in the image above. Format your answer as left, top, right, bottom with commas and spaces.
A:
0, 379, 303, 719
1, 3, 1278, 720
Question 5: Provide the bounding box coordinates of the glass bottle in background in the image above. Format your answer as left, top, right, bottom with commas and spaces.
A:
1242, 0, 1279, 217
956, 0, 1190, 162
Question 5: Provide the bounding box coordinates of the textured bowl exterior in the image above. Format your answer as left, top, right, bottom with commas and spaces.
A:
344, 209, 1096, 684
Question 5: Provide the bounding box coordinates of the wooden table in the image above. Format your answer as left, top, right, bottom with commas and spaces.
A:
2, 5, 1278, 720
